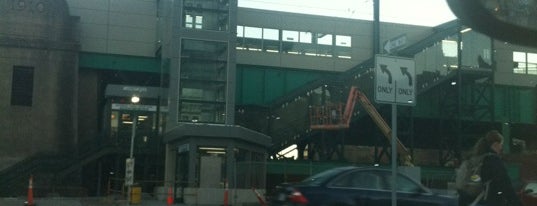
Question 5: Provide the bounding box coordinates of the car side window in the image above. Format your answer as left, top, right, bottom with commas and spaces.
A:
525, 183, 537, 194
381, 172, 422, 193
329, 171, 383, 190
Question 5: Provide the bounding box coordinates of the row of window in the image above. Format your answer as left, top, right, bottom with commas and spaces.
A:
236, 26, 352, 58
513, 51, 537, 75
237, 26, 352, 47
7, 51, 535, 109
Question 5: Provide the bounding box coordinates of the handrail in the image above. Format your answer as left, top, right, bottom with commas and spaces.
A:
266, 20, 461, 155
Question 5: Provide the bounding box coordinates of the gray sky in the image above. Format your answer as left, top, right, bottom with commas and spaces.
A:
238, 0, 457, 27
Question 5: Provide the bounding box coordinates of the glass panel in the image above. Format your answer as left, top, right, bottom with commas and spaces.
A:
244, 26, 262, 38
244, 27, 262, 51
180, 39, 227, 124
180, 81, 225, 102
317, 33, 332, 45
237, 25, 244, 37
336, 35, 351, 47
528, 63, 537, 74
181, 59, 226, 81
178, 101, 225, 123
236, 26, 246, 50
513, 51, 526, 74
183, 0, 229, 31
263, 28, 279, 40
414, 34, 459, 77
335, 35, 352, 58
330, 171, 382, 189
195, 16, 203, 29
185, 15, 193, 28
513, 51, 526, 62
299, 32, 312, 43
263, 39, 280, 53
282, 30, 299, 42
381, 172, 422, 192
396, 175, 421, 192
528, 53, 537, 74
461, 31, 491, 69
442, 40, 458, 58
527, 53, 537, 63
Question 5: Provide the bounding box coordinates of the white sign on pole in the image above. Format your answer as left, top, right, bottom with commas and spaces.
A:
125, 158, 135, 186
383, 34, 407, 54
374, 55, 416, 106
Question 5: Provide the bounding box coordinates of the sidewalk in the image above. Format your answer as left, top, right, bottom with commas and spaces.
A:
0, 197, 185, 206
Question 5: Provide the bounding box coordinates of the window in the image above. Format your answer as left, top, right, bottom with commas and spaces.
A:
236, 25, 351, 58
183, 0, 227, 31
513, 51, 537, 74
185, 14, 203, 29
316, 33, 333, 45
382, 172, 422, 193
244, 26, 262, 39
330, 171, 383, 189
263, 28, 279, 40
299, 32, 312, 43
179, 39, 227, 123
263, 28, 280, 52
11, 66, 34, 106
282, 30, 299, 42
194, 16, 203, 29
336, 35, 351, 47
185, 15, 193, 28
442, 40, 458, 57
236, 26, 244, 37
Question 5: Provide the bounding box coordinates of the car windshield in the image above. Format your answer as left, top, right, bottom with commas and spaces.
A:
298, 167, 354, 186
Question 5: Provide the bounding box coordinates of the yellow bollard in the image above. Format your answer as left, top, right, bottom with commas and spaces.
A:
130, 186, 142, 204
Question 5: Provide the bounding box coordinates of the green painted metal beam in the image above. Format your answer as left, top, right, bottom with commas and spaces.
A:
79, 52, 160, 73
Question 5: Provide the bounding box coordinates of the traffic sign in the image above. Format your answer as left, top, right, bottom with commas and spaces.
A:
374, 55, 416, 106
383, 34, 407, 54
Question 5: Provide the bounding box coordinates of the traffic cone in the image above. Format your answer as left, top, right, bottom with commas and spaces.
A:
223, 179, 228, 206
166, 187, 173, 206
24, 175, 34, 206
252, 187, 266, 206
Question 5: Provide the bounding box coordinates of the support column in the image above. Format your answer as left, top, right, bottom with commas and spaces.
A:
502, 122, 511, 154
164, 144, 176, 187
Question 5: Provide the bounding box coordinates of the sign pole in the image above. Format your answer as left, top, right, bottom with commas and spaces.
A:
374, 55, 415, 206
391, 103, 397, 206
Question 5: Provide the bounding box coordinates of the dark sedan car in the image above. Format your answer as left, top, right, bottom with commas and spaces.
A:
269, 166, 458, 206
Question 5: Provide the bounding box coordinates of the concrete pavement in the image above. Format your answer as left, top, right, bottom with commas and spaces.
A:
0, 197, 185, 206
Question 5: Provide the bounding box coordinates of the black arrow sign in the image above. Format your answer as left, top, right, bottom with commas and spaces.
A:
400, 67, 413, 86
380, 64, 392, 84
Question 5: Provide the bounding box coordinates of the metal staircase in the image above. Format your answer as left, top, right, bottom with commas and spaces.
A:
0, 144, 124, 197
258, 19, 494, 164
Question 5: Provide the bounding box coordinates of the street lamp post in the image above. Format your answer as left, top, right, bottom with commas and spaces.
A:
126, 95, 140, 205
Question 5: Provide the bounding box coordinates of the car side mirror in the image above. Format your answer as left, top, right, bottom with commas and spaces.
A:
524, 189, 534, 194
447, 0, 537, 47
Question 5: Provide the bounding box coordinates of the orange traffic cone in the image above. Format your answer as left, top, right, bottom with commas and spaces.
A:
166, 187, 173, 206
24, 175, 34, 206
223, 179, 229, 206
252, 187, 266, 206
